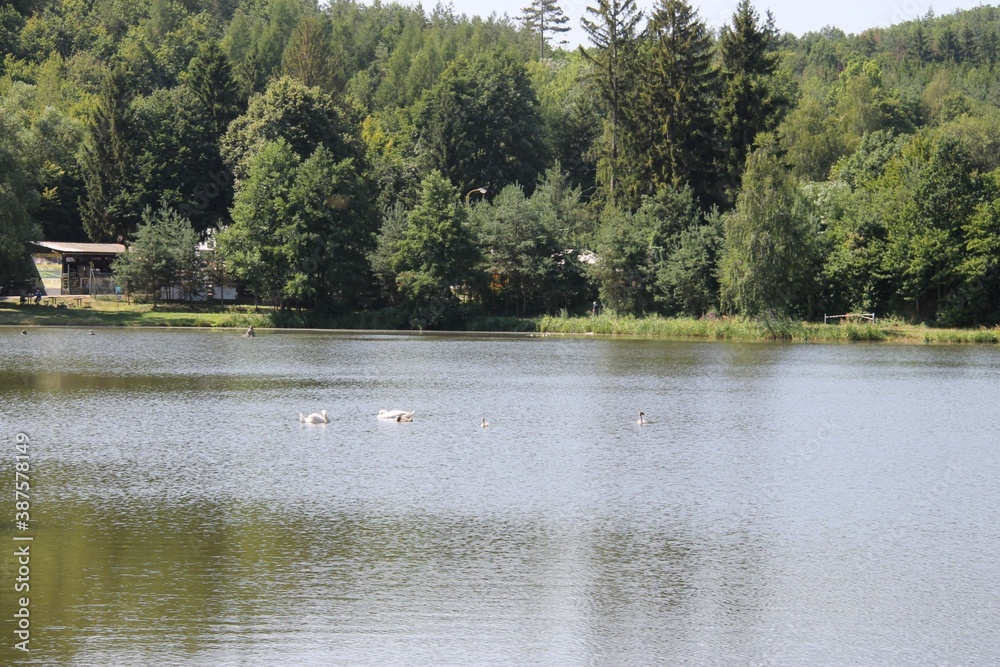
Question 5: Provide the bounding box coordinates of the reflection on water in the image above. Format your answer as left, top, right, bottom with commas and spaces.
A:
2, 328, 1000, 665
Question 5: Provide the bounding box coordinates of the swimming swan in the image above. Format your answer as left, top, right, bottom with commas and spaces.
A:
481, 418, 489, 428
378, 409, 414, 421
637, 411, 651, 425
299, 409, 330, 424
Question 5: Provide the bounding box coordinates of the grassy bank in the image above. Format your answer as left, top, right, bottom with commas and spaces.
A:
0, 300, 539, 332
3, 301, 999, 344
537, 313, 1000, 344
0, 300, 275, 328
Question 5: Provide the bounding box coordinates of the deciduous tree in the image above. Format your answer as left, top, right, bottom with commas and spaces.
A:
720, 134, 821, 317
391, 171, 480, 312
414, 52, 546, 196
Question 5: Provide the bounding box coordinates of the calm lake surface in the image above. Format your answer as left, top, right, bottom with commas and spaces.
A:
1, 327, 999, 666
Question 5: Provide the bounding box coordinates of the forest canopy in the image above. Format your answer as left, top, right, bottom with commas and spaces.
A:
4, 0, 1000, 326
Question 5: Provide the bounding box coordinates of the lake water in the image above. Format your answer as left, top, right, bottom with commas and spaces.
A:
2, 327, 999, 666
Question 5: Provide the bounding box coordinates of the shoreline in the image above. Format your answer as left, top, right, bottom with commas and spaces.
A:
2, 302, 999, 345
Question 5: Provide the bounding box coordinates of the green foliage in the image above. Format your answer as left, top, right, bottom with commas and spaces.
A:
471, 184, 554, 315
11, 0, 1000, 328
184, 38, 241, 137
414, 51, 546, 196
113, 203, 203, 306
284, 146, 376, 311
720, 134, 821, 317
0, 93, 41, 290
528, 54, 600, 197
590, 185, 705, 315
655, 209, 723, 316
717, 0, 788, 197
79, 65, 136, 242
579, 0, 642, 201
281, 14, 337, 90
627, 0, 719, 208
369, 201, 410, 304
221, 75, 355, 181
218, 139, 299, 305
2, 81, 87, 242
130, 85, 226, 234
391, 171, 480, 324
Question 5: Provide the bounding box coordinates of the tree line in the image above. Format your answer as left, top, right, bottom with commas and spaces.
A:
3, 0, 1000, 326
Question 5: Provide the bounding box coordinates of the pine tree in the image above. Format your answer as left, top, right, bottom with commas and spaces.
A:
80, 66, 136, 243
521, 0, 571, 59
717, 0, 786, 199
113, 204, 203, 307
185, 39, 240, 138
630, 0, 719, 207
910, 24, 930, 62
579, 0, 642, 200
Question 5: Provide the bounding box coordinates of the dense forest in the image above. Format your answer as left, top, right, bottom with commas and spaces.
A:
3, 0, 1000, 326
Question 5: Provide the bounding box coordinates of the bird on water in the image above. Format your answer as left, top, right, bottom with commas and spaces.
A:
299, 409, 330, 424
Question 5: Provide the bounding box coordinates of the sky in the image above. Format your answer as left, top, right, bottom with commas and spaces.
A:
437, 0, 992, 48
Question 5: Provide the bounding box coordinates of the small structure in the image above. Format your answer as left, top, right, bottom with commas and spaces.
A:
824, 313, 876, 324
28, 241, 125, 296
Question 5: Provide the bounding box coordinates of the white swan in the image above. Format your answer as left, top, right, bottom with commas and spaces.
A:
378, 409, 414, 421
637, 411, 650, 425
299, 409, 330, 424
481, 418, 489, 428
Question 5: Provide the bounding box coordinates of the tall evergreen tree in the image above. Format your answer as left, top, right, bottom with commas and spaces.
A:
282, 14, 336, 91
521, 0, 571, 59
717, 0, 786, 198
80, 66, 136, 243
629, 0, 720, 208
185, 39, 241, 138
579, 0, 642, 201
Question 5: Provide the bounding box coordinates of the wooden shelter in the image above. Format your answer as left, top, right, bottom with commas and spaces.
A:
28, 241, 125, 296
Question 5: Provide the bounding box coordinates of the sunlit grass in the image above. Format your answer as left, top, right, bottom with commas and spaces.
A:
537, 314, 997, 344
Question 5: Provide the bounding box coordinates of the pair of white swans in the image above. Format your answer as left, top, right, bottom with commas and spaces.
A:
300, 409, 415, 425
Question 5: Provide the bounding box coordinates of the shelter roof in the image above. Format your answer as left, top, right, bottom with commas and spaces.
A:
31, 241, 126, 254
